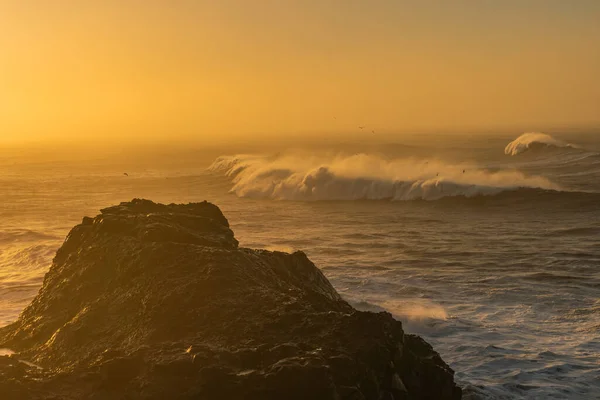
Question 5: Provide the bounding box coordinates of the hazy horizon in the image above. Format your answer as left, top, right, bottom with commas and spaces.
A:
2, 0, 600, 146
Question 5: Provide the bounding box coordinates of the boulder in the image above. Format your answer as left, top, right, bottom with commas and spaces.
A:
0, 199, 461, 399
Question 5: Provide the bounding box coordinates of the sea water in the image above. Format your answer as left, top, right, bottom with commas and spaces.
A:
1, 132, 599, 399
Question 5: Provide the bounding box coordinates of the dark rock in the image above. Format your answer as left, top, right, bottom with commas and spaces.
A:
0, 199, 461, 399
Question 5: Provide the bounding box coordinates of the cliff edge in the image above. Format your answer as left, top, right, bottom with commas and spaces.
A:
0, 199, 461, 399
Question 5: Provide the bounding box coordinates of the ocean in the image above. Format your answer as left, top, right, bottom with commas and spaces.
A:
1, 132, 599, 399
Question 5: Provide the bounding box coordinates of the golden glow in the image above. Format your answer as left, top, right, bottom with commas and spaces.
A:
1, 1, 599, 144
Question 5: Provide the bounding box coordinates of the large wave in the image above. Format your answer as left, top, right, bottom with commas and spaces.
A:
209, 153, 559, 201
504, 132, 576, 156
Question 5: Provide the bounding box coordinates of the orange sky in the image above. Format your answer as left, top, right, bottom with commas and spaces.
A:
1, 1, 599, 144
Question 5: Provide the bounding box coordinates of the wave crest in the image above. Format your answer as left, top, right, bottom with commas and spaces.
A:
504, 132, 576, 156
208, 153, 559, 201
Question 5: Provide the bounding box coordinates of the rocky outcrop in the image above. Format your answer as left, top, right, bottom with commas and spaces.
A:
0, 199, 461, 399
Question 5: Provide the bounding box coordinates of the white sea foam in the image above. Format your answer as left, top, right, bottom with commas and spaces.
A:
209, 153, 559, 201
504, 132, 576, 156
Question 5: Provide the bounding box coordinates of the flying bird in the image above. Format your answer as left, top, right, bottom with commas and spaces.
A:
124, 173, 129, 176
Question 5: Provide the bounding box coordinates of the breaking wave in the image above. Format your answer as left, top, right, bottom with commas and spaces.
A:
351, 298, 448, 321
208, 153, 560, 201
504, 132, 577, 156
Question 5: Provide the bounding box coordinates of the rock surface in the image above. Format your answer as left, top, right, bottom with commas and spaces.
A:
0, 199, 461, 399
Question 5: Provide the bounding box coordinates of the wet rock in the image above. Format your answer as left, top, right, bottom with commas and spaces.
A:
0, 199, 461, 399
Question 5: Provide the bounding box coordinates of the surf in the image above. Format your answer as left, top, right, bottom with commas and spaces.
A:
208, 153, 560, 201
504, 132, 579, 156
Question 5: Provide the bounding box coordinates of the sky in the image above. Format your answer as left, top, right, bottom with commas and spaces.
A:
1, 0, 599, 145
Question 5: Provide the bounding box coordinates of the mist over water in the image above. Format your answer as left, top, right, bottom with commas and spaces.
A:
1, 132, 599, 399
208, 152, 559, 201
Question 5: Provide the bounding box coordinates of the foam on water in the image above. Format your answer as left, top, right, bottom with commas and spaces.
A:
209, 153, 560, 201
504, 132, 577, 156
0, 234, 60, 326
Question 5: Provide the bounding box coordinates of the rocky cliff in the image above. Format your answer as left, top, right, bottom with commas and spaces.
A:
0, 199, 461, 399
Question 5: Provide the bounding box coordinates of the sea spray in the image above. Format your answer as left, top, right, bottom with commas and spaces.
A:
504, 132, 577, 156
209, 153, 559, 201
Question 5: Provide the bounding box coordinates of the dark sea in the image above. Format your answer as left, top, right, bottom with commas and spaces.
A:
1, 132, 599, 399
